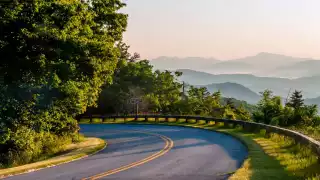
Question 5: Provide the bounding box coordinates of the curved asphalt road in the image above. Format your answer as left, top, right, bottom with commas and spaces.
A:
4, 124, 247, 180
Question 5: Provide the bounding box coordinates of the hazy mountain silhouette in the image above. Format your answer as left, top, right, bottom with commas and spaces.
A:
305, 97, 320, 112
202, 82, 261, 104
151, 53, 319, 78
150, 56, 219, 71
205, 61, 253, 74
265, 60, 320, 78
177, 69, 320, 99
231, 52, 306, 69
207, 52, 305, 75
306, 96, 320, 105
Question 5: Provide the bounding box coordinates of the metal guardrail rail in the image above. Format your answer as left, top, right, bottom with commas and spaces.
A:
78, 114, 320, 159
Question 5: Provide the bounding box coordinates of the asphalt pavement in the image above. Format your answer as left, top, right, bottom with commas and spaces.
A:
4, 124, 248, 180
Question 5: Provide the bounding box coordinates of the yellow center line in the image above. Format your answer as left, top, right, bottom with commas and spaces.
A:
81, 130, 174, 180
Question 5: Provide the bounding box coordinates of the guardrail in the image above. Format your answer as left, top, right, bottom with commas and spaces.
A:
78, 114, 320, 160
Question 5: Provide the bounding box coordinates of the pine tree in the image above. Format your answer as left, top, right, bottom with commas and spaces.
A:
225, 98, 236, 110
287, 90, 304, 109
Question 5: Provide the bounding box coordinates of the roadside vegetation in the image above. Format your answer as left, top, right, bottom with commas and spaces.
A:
0, 137, 106, 178
253, 90, 320, 140
0, 0, 127, 167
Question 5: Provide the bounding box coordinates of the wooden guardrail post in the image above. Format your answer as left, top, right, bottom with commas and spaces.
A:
223, 121, 229, 128
243, 123, 253, 132
265, 128, 271, 138
229, 122, 236, 129
89, 114, 93, 123
194, 117, 198, 124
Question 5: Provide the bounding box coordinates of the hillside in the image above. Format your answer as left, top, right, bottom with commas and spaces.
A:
177, 69, 320, 98
220, 97, 257, 113
202, 82, 261, 104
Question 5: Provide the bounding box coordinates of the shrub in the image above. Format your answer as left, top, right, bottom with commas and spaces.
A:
0, 126, 73, 167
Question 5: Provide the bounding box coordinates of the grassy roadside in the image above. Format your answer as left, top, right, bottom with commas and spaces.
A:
80, 118, 320, 180
0, 137, 106, 178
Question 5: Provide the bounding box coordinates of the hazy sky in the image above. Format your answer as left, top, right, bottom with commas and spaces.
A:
121, 0, 320, 60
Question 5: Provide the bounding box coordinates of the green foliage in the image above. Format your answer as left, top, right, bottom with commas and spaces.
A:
221, 97, 257, 113
253, 90, 283, 124
252, 89, 320, 139
286, 90, 304, 109
234, 105, 252, 121
0, 0, 127, 166
91, 56, 252, 121
0, 126, 72, 167
91, 58, 183, 115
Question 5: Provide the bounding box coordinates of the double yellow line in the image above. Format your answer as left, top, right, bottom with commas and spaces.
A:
81, 130, 174, 180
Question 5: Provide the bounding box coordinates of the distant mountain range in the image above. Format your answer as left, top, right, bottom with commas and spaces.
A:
305, 97, 320, 106
150, 52, 320, 110
201, 82, 261, 104
150, 56, 219, 71
177, 69, 320, 99
150, 53, 320, 78
262, 60, 320, 78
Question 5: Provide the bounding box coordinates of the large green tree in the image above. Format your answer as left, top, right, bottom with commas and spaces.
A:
0, 0, 127, 166
94, 56, 183, 115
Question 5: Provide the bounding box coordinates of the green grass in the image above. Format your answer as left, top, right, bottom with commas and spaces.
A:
178, 123, 320, 180
92, 118, 103, 123
0, 137, 106, 178
79, 117, 320, 180
80, 118, 90, 123
289, 126, 320, 141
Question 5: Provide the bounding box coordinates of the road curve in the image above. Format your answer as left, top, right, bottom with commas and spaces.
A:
4, 124, 248, 180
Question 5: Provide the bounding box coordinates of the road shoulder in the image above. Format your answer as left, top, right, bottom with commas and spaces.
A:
0, 137, 106, 179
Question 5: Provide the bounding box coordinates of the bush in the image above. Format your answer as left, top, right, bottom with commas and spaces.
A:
312, 116, 320, 126
270, 117, 280, 126
41, 133, 72, 158
0, 126, 73, 167
4, 126, 42, 166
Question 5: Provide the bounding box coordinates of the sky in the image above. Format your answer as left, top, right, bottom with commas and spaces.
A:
121, 0, 320, 60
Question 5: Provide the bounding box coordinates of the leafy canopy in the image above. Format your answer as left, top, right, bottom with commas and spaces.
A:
0, 0, 127, 166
